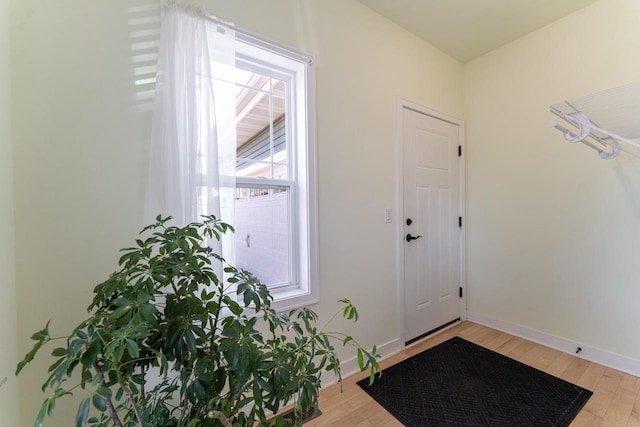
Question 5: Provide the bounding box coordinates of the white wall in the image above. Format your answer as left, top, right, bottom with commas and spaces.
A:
464, 0, 640, 361
11, 0, 463, 423
11, 0, 158, 423
0, 0, 19, 424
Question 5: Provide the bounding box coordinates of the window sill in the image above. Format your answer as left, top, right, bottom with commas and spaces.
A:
271, 287, 319, 312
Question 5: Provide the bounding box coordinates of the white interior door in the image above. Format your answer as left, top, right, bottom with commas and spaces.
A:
402, 105, 462, 344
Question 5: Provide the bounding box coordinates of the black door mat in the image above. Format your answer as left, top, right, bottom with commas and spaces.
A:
357, 336, 592, 426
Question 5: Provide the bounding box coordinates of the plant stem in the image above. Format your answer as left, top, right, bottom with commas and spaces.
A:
93, 364, 124, 427
208, 410, 233, 427
177, 396, 189, 427
119, 376, 144, 426
230, 379, 253, 407
316, 308, 343, 335
140, 366, 146, 396
210, 283, 226, 341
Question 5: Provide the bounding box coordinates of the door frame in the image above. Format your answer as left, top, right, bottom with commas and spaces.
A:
395, 97, 467, 346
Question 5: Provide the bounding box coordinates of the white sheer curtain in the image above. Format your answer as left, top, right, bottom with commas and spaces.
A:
145, 1, 237, 261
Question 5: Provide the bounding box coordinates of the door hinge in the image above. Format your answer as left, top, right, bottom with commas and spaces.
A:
458, 145, 462, 157
459, 287, 463, 298
458, 217, 462, 228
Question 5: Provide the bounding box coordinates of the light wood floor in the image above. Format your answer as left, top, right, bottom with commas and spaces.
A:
305, 321, 640, 427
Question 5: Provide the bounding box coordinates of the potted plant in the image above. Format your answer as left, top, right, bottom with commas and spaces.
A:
16, 215, 380, 427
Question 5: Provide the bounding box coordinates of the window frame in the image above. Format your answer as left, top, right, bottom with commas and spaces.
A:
230, 31, 318, 312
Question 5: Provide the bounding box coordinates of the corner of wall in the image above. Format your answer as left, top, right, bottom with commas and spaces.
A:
0, 0, 20, 425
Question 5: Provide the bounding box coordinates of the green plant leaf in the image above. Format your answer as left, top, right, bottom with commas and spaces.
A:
227, 300, 242, 316
47, 357, 65, 374
81, 368, 93, 385
46, 395, 56, 417
125, 339, 140, 358
193, 380, 206, 402
108, 305, 131, 321
30, 321, 51, 341
16, 321, 51, 375
51, 347, 67, 357
75, 398, 90, 427
80, 340, 101, 369
92, 394, 107, 412
95, 386, 112, 399
35, 403, 47, 427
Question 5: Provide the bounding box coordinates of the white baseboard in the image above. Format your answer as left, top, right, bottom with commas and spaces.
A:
467, 311, 640, 377
322, 337, 402, 388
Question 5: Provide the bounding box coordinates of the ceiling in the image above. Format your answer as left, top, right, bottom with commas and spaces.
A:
358, 0, 599, 63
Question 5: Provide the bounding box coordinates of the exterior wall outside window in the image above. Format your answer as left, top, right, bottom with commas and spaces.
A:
235, 190, 289, 286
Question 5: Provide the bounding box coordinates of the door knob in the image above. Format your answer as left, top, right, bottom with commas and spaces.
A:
406, 233, 422, 242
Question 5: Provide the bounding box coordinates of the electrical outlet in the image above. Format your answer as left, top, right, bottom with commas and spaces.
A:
384, 208, 392, 223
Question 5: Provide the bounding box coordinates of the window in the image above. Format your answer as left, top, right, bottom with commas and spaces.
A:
211, 31, 318, 311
